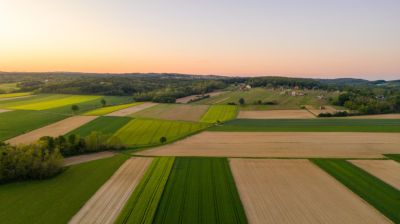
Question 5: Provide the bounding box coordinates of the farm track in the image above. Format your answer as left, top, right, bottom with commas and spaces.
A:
106, 102, 157, 116
230, 159, 390, 224
69, 157, 152, 224
351, 160, 400, 190
64, 151, 116, 166
6, 116, 98, 145
238, 109, 315, 119
138, 131, 400, 158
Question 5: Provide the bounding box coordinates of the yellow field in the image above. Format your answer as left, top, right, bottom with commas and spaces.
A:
7, 95, 100, 110
0, 92, 33, 99
83, 102, 142, 116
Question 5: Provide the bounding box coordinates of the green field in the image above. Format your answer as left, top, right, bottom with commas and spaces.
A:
0, 83, 20, 93
0, 110, 69, 141
200, 105, 238, 123
0, 92, 32, 99
83, 102, 142, 116
0, 155, 128, 224
67, 116, 132, 137
210, 119, 400, 132
153, 157, 247, 224
385, 154, 400, 163
312, 159, 400, 223
116, 157, 174, 224
113, 118, 210, 147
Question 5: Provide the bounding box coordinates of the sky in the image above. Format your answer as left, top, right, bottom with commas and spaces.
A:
0, 0, 399, 80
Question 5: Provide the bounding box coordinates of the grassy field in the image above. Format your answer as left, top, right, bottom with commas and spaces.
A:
0, 92, 32, 99
0, 155, 128, 224
67, 116, 132, 137
0, 83, 20, 93
312, 159, 400, 223
385, 154, 400, 163
83, 102, 142, 116
200, 105, 238, 123
113, 118, 210, 147
210, 119, 400, 132
194, 88, 337, 109
115, 157, 174, 224
0, 110, 69, 141
153, 157, 247, 224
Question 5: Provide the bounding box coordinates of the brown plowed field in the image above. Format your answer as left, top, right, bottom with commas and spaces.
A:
138, 132, 400, 158
230, 159, 390, 224
69, 157, 152, 224
238, 109, 315, 119
351, 160, 400, 190
6, 116, 98, 145
106, 102, 157, 116
64, 151, 116, 166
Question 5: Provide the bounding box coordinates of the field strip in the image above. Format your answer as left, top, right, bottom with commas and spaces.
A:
346, 114, 400, 119
64, 151, 116, 166
137, 131, 400, 158
69, 157, 152, 224
350, 160, 400, 190
176, 91, 227, 103
230, 159, 390, 224
0, 109, 11, 113
6, 116, 98, 145
238, 109, 315, 119
0, 95, 33, 101
106, 102, 157, 116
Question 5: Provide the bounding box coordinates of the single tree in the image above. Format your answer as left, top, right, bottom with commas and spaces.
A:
239, 98, 245, 105
160, 136, 167, 144
101, 99, 106, 107
71, 105, 79, 114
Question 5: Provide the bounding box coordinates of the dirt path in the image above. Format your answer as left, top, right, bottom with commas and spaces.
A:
69, 157, 152, 224
230, 159, 390, 224
64, 151, 116, 166
106, 102, 157, 116
238, 109, 315, 119
138, 131, 400, 158
351, 160, 400, 190
6, 116, 98, 145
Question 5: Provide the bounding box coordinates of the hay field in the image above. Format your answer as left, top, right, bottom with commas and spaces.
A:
106, 102, 157, 116
131, 104, 209, 122
138, 131, 400, 158
230, 159, 389, 224
351, 160, 400, 190
70, 157, 152, 224
200, 105, 238, 123
238, 109, 315, 119
6, 116, 97, 145
83, 102, 142, 116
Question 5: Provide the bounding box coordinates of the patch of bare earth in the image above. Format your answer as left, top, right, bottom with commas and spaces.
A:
230, 159, 390, 224
0, 109, 11, 113
64, 151, 116, 166
137, 132, 400, 158
176, 91, 226, 103
106, 102, 157, 116
238, 109, 315, 119
346, 114, 400, 119
6, 116, 98, 145
69, 157, 152, 224
351, 160, 400, 190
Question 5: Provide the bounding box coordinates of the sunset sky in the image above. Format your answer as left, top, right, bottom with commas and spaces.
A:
0, 0, 399, 79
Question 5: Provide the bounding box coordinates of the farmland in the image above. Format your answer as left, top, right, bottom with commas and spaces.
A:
0, 155, 128, 224
113, 118, 210, 147
351, 160, 400, 190
237, 109, 315, 119
67, 116, 132, 138
0, 92, 32, 99
153, 157, 247, 224
116, 157, 174, 224
210, 119, 400, 132
200, 105, 238, 123
83, 102, 142, 116
312, 159, 400, 223
0, 83, 19, 93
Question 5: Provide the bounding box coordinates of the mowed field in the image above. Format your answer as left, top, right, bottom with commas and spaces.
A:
113, 118, 210, 147
230, 159, 389, 224
138, 131, 400, 158
131, 103, 209, 122
200, 105, 238, 123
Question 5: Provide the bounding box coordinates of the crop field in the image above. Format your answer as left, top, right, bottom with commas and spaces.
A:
0, 83, 19, 93
0, 92, 32, 99
67, 116, 132, 138
152, 157, 247, 224
116, 157, 174, 224
200, 105, 238, 123
0, 155, 128, 224
131, 103, 209, 122
385, 154, 400, 163
230, 159, 389, 224
238, 109, 315, 119
113, 118, 210, 147
138, 131, 400, 158
210, 119, 400, 132
313, 159, 400, 223
83, 102, 142, 116
71, 157, 152, 224
351, 160, 400, 190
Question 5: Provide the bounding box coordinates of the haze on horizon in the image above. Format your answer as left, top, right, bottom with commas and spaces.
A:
0, 0, 399, 80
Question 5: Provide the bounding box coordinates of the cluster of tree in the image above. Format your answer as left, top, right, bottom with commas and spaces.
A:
0, 141, 63, 183
318, 111, 349, 117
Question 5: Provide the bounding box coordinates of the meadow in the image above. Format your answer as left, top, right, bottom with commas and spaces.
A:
210, 119, 400, 132
0, 92, 32, 99
200, 105, 238, 123
0, 155, 128, 224
0, 83, 20, 93
113, 118, 210, 147
153, 157, 247, 223
83, 102, 142, 116
66, 116, 132, 138
312, 159, 400, 223
116, 157, 175, 224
